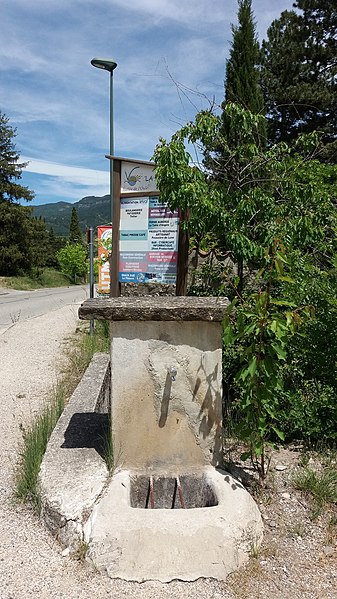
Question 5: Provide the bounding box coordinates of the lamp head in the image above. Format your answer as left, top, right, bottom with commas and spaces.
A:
91, 58, 117, 72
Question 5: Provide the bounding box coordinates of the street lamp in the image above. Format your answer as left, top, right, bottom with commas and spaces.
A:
91, 57, 118, 296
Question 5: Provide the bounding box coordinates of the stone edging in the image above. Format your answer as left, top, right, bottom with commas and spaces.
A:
38, 353, 111, 548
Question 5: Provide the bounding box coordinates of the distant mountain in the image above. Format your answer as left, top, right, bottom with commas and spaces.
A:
32, 195, 111, 236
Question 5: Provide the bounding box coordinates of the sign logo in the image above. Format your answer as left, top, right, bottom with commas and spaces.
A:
124, 166, 142, 187
121, 161, 157, 194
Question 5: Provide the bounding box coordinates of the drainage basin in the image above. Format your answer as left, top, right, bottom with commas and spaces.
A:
130, 474, 218, 509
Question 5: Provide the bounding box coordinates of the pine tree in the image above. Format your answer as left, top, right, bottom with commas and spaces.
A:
222, 0, 265, 146
261, 0, 337, 158
0, 111, 34, 204
0, 112, 35, 275
69, 207, 82, 244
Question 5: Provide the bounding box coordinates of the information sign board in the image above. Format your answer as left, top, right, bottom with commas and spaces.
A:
119, 196, 178, 284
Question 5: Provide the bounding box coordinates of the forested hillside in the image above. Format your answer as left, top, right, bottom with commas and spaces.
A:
32, 194, 110, 235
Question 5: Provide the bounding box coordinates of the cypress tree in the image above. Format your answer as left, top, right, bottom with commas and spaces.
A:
222, 0, 265, 146
202, 1, 266, 292
69, 207, 82, 244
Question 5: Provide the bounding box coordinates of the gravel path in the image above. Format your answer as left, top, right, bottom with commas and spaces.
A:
0, 305, 232, 599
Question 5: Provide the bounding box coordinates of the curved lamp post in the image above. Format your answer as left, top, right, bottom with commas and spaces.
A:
91, 57, 118, 296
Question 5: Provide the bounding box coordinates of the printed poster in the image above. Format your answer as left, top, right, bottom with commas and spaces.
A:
97, 226, 112, 295
119, 196, 179, 284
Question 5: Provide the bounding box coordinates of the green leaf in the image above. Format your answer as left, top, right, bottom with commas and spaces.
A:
271, 343, 287, 360
248, 356, 257, 377
264, 404, 276, 419
275, 257, 284, 274
271, 426, 285, 441
223, 326, 235, 345
244, 322, 259, 335
277, 275, 295, 283
239, 367, 250, 382
270, 299, 296, 307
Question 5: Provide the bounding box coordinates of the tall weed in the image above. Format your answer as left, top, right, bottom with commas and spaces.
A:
294, 465, 337, 518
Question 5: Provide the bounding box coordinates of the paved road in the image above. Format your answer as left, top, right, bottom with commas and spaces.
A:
0, 285, 88, 334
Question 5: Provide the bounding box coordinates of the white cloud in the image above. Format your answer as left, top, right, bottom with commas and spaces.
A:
22, 157, 109, 187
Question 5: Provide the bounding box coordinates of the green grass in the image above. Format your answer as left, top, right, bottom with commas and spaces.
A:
15, 383, 66, 508
0, 268, 73, 290
15, 320, 110, 508
293, 464, 337, 518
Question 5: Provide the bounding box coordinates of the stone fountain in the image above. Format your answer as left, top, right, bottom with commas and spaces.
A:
77, 296, 263, 581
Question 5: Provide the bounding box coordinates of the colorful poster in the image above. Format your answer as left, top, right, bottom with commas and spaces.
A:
119, 196, 179, 284
97, 226, 112, 295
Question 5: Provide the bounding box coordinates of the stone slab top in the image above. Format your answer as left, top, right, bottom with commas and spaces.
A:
79, 296, 229, 322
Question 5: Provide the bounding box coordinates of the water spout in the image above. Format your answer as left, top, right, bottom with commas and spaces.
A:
168, 366, 177, 381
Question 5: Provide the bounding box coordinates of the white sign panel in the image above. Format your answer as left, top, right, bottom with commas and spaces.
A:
121, 161, 158, 194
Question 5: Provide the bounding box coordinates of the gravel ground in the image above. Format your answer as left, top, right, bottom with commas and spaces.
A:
0, 304, 335, 598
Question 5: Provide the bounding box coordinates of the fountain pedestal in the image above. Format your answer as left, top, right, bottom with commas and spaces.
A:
77, 297, 263, 581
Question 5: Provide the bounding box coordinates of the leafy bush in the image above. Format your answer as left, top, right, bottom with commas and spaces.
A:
279, 382, 337, 444
57, 242, 87, 283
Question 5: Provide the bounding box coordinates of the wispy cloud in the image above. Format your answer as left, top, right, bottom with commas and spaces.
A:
21, 158, 109, 204
22, 157, 109, 186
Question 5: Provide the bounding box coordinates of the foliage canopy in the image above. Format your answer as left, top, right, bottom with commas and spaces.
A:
154, 101, 337, 475
261, 0, 337, 158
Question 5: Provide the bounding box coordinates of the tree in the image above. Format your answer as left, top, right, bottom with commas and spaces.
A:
154, 103, 337, 475
261, 1, 337, 157
69, 207, 82, 244
203, 0, 266, 291
0, 112, 34, 204
57, 242, 87, 283
0, 202, 34, 275
219, 0, 265, 152
27, 218, 65, 271
224, 0, 264, 116
45, 227, 67, 268
0, 112, 36, 275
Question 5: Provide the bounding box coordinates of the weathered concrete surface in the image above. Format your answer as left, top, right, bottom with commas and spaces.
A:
110, 321, 223, 471
84, 467, 263, 582
39, 353, 110, 548
79, 296, 229, 322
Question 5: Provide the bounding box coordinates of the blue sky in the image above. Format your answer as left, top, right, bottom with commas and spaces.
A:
1, 0, 294, 206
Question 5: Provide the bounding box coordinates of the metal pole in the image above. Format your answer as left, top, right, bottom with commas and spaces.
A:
90, 58, 117, 295
109, 70, 114, 298
88, 226, 95, 336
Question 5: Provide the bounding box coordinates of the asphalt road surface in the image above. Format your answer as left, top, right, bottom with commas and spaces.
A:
0, 285, 88, 335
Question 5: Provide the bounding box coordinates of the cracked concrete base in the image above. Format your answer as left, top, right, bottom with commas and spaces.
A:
84, 467, 263, 582
39, 353, 263, 582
